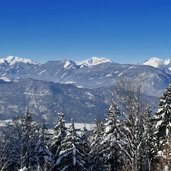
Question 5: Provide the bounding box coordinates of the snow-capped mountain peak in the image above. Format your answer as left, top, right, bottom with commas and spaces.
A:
76, 56, 112, 67
143, 57, 171, 72
0, 58, 5, 64
4, 56, 37, 66
63, 60, 77, 69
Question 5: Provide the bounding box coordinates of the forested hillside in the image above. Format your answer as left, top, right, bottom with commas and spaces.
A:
1, 83, 171, 171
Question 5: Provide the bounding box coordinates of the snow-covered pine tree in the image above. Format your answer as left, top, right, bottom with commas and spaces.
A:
117, 84, 152, 171
19, 110, 40, 170
56, 121, 89, 171
101, 102, 122, 171
89, 121, 105, 171
0, 122, 21, 171
152, 84, 171, 170
138, 108, 155, 171
80, 126, 90, 170
51, 112, 67, 170
0, 111, 40, 171
34, 121, 52, 171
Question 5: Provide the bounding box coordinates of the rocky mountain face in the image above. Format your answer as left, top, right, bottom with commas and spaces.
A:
0, 55, 170, 124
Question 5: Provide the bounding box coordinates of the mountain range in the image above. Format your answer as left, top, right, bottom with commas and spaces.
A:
0, 55, 170, 125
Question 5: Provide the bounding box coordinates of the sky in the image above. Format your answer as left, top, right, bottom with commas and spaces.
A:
0, 0, 171, 64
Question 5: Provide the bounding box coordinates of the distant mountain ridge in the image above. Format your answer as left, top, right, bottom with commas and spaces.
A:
0, 56, 171, 97
1, 55, 171, 70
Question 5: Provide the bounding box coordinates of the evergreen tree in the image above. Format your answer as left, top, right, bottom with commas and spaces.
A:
51, 112, 67, 170
101, 102, 122, 171
152, 84, 171, 170
89, 121, 105, 171
80, 126, 90, 170
0, 111, 40, 171
56, 121, 89, 171
34, 121, 52, 171
138, 108, 155, 171
116, 85, 152, 171
0, 123, 21, 171
19, 110, 40, 170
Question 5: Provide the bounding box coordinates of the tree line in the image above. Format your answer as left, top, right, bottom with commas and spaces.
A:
1, 84, 171, 171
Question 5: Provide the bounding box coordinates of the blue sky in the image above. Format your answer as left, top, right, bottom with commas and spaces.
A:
0, 0, 171, 64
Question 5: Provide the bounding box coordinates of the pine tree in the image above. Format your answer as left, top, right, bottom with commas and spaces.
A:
152, 84, 171, 170
80, 126, 90, 170
56, 121, 89, 171
19, 110, 40, 170
138, 108, 155, 171
0, 122, 21, 171
89, 121, 105, 171
34, 121, 52, 171
0, 111, 40, 171
117, 86, 152, 171
51, 112, 67, 170
101, 102, 122, 171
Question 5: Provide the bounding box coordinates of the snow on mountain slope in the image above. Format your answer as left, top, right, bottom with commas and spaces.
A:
76, 56, 112, 67
63, 60, 78, 69
0, 76, 11, 82
0, 58, 5, 64
143, 57, 171, 71
64, 60, 72, 69
0, 56, 37, 66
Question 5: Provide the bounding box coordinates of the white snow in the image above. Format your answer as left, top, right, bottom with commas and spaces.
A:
0, 119, 12, 127
61, 73, 66, 78
62, 81, 76, 84
157, 108, 163, 113
105, 125, 111, 133
72, 145, 76, 165
0, 58, 5, 64
128, 66, 136, 69
85, 92, 94, 100
0, 120, 95, 131
76, 85, 84, 88
38, 69, 47, 75
157, 150, 163, 156
0, 56, 37, 66
105, 74, 112, 77
19, 167, 27, 171
5, 56, 36, 65
143, 57, 171, 71
118, 72, 123, 77
65, 123, 95, 130
76, 56, 112, 67
0, 76, 11, 82
64, 60, 72, 69
155, 120, 163, 129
